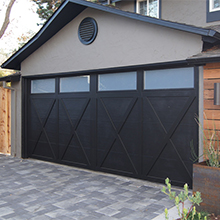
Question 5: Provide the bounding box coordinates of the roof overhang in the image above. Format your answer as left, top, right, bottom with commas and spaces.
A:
2, 0, 220, 70
0, 72, 21, 82
187, 48, 220, 65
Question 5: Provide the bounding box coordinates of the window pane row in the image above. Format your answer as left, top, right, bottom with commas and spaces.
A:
31, 67, 194, 94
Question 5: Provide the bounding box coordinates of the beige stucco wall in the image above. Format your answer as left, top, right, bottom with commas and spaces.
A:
21, 8, 203, 76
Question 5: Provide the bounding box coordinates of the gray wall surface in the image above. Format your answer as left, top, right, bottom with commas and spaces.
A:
161, 0, 220, 27
115, 0, 135, 12
21, 8, 202, 76
10, 81, 22, 158
116, 0, 220, 27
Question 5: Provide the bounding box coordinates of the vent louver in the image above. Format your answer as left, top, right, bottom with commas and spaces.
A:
78, 18, 98, 45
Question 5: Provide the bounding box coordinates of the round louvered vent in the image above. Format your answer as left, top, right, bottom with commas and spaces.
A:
78, 17, 98, 45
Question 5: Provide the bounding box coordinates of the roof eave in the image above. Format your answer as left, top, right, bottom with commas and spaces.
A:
0, 72, 21, 82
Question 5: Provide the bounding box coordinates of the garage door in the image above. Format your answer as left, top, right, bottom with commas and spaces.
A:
26, 67, 198, 187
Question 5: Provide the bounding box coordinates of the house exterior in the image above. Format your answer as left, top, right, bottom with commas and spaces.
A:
1, 0, 220, 187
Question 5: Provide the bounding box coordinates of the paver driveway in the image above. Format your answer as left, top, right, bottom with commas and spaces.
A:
0, 155, 176, 220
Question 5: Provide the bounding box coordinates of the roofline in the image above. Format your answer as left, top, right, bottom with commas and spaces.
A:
187, 55, 220, 65
1, 0, 75, 70
2, 0, 220, 70
70, 0, 220, 38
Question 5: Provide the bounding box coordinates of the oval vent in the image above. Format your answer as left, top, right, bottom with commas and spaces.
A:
78, 17, 98, 45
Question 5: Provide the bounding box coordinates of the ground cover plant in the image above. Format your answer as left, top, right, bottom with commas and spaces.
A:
161, 178, 208, 220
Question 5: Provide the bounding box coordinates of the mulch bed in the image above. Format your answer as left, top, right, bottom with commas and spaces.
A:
208, 214, 220, 220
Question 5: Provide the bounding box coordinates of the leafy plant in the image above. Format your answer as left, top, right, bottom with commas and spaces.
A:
191, 117, 220, 168
161, 178, 207, 220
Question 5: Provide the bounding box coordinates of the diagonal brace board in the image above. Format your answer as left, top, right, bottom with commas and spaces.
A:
30, 98, 57, 159
99, 97, 138, 174
144, 94, 196, 178
60, 98, 91, 165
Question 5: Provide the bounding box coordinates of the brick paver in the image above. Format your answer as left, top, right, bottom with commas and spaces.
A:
0, 155, 176, 219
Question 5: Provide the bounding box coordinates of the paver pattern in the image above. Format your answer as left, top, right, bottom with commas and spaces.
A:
0, 155, 176, 220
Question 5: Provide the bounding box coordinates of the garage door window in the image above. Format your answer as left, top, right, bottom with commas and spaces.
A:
60, 75, 90, 93
144, 67, 194, 90
31, 78, 55, 94
98, 72, 137, 91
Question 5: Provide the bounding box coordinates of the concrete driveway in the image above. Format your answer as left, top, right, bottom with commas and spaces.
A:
0, 154, 176, 220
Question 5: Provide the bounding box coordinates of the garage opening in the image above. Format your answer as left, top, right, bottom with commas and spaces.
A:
24, 67, 198, 187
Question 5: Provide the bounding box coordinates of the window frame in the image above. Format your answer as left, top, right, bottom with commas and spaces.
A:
207, 0, 220, 22
31, 78, 56, 94
143, 67, 194, 90
136, 0, 161, 18
59, 75, 90, 93
98, 71, 137, 92
209, 0, 220, 12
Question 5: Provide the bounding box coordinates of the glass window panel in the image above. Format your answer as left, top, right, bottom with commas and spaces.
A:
149, 0, 158, 18
140, 1, 147, 15
138, 0, 159, 18
60, 75, 90, 93
144, 67, 194, 90
214, 0, 220, 9
98, 72, 137, 91
210, 0, 220, 11
31, 78, 55, 94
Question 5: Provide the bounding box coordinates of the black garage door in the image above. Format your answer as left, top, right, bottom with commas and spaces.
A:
25, 67, 198, 187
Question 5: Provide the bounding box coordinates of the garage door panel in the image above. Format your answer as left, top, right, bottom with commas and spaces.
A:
146, 157, 191, 185
59, 97, 92, 165
142, 91, 197, 187
169, 97, 198, 162
99, 139, 137, 175
144, 139, 192, 183
28, 98, 56, 139
60, 138, 90, 166
31, 132, 56, 159
30, 98, 56, 123
60, 98, 90, 125
97, 96, 139, 175
99, 97, 136, 129
144, 96, 189, 132
119, 100, 141, 173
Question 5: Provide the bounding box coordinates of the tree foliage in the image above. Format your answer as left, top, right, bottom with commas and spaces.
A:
32, 0, 65, 21
33, 0, 106, 22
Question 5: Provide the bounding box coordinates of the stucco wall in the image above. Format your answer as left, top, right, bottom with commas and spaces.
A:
10, 81, 22, 158
116, 0, 220, 27
161, 0, 220, 27
115, 0, 135, 12
21, 8, 202, 76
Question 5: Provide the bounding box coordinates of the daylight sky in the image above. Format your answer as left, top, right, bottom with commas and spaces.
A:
0, 0, 41, 58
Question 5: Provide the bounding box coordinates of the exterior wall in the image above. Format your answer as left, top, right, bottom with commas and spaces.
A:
10, 81, 22, 158
116, 0, 220, 27
21, 8, 202, 76
115, 0, 135, 12
203, 62, 220, 154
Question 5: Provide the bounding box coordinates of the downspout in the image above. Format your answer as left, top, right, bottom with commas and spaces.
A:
3, 81, 17, 157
